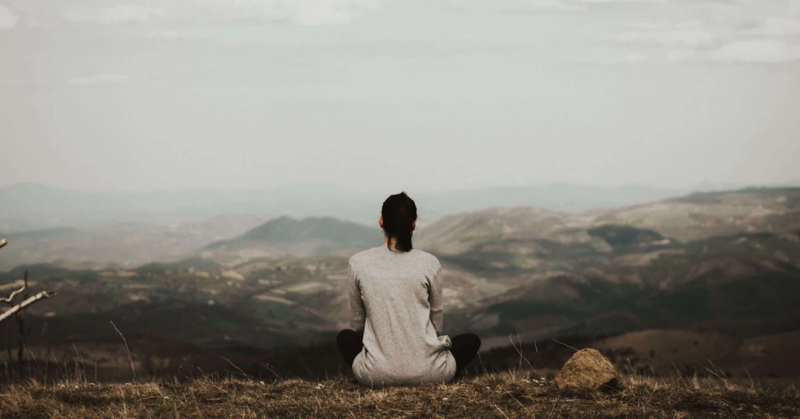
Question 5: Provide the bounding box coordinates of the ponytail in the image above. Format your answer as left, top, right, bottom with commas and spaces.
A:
382, 192, 417, 253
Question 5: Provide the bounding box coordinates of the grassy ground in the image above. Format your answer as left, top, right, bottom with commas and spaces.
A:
0, 369, 798, 418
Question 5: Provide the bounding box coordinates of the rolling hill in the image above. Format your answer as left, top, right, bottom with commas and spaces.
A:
0, 182, 688, 233
2, 186, 800, 378
202, 216, 383, 263
0, 214, 272, 271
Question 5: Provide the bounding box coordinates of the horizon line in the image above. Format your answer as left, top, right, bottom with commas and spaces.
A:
2, 180, 793, 195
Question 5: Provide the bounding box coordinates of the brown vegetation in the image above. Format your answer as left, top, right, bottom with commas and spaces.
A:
554, 348, 619, 391
0, 369, 798, 418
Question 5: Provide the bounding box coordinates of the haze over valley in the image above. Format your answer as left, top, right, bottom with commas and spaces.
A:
2, 183, 799, 379
0, 182, 696, 270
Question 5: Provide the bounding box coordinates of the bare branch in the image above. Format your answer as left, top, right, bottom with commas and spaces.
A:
0, 272, 30, 305
0, 291, 57, 323
0, 239, 27, 304
0, 284, 26, 305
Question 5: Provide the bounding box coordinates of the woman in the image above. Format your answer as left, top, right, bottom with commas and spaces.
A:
336, 191, 481, 387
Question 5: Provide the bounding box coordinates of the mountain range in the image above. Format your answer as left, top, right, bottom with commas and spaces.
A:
0, 182, 699, 270
1, 186, 799, 378
0, 182, 690, 232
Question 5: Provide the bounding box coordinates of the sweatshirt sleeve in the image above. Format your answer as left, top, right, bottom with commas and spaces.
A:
428, 263, 444, 335
348, 262, 367, 332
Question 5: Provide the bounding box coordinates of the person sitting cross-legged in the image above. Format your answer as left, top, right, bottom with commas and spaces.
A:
336, 191, 481, 387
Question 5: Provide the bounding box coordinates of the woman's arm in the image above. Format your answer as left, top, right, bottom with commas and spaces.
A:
348, 262, 367, 332
428, 264, 444, 335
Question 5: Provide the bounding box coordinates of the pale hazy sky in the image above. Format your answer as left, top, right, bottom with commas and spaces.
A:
1, 0, 799, 193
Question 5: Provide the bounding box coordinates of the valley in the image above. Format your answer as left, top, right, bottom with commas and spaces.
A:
1, 186, 799, 380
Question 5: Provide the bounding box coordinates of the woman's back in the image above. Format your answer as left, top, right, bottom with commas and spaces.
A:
347, 245, 457, 386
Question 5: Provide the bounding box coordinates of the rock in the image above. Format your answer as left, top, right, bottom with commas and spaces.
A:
555, 348, 619, 391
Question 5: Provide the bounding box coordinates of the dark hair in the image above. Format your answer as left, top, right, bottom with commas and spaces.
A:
381, 191, 417, 253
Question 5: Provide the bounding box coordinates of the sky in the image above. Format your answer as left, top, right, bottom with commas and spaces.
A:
1, 0, 799, 194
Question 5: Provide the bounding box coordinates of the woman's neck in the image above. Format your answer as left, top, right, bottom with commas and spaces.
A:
383, 236, 397, 248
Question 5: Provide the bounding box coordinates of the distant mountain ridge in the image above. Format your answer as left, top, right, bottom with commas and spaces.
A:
416, 186, 800, 255
240, 216, 377, 243
0, 182, 691, 232
203, 216, 382, 261
4, 186, 800, 378
4, 185, 798, 270
0, 214, 272, 272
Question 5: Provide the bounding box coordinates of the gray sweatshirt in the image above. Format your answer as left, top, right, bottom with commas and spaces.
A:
348, 245, 457, 387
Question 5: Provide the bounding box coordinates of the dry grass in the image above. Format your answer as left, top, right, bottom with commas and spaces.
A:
0, 368, 798, 418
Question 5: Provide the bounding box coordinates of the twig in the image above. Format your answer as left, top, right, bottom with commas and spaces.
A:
477, 351, 488, 375
505, 390, 533, 418
0, 284, 25, 305
110, 321, 136, 380
0, 267, 28, 305
26, 347, 44, 379
552, 339, 579, 352
533, 340, 551, 380
212, 351, 249, 378
509, 334, 537, 373
492, 404, 510, 419
257, 361, 282, 380
547, 396, 562, 419
73, 342, 84, 383
16, 269, 30, 370
0, 291, 57, 323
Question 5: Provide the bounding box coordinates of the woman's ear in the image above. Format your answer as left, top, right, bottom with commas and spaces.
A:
412, 220, 416, 230
378, 216, 383, 229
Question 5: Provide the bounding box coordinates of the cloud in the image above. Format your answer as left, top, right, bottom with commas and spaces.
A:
64, 5, 168, 25
0, 4, 18, 29
614, 21, 721, 47
140, 30, 208, 41
664, 49, 703, 62
522, 0, 586, 12
712, 39, 800, 63
454, 0, 663, 14
284, 0, 380, 26
742, 17, 800, 37
608, 1, 800, 64
572, 0, 666, 3
569, 50, 649, 65
61, 0, 382, 27
68, 74, 130, 85
791, 0, 800, 15
446, 0, 586, 14
240, 0, 382, 26
594, 52, 649, 65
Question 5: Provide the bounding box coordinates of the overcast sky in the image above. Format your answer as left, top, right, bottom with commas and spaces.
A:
1, 0, 799, 194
